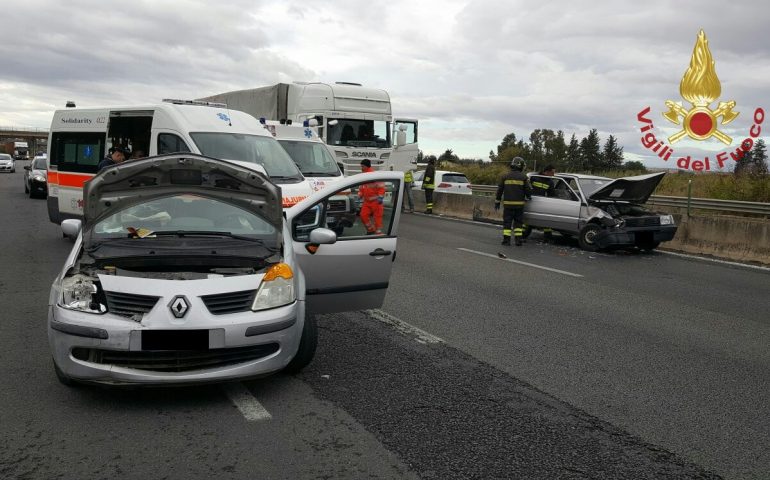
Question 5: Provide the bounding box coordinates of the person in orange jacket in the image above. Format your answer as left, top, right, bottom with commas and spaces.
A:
358, 159, 385, 235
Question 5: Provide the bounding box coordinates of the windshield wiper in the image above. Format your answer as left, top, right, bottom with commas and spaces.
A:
301, 172, 337, 177
151, 230, 268, 243
270, 175, 301, 180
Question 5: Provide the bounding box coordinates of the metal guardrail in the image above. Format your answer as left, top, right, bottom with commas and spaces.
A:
470, 185, 770, 216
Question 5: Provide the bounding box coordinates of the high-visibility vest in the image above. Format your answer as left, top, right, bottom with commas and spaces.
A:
404, 170, 413, 183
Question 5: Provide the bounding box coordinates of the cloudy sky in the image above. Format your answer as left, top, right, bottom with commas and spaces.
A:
1, 0, 767, 169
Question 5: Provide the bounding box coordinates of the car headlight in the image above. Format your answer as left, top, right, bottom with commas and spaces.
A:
59, 274, 106, 314
252, 263, 295, 311
660, 214, 674, 225
33, 174, 46, 182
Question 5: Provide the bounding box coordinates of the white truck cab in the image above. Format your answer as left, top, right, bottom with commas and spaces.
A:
46, 100, 313, 224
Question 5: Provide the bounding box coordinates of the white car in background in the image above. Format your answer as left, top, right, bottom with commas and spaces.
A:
0, 153, 15, 173
412, 170, 472, 195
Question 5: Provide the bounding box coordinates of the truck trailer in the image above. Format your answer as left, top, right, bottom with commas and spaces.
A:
200, 82, 419, 175
2, 141, 29, 160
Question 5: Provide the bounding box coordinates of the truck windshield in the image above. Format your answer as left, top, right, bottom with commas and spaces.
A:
327, 119, 391, 148
190, 133, 303, 180
277, 140, 340, 177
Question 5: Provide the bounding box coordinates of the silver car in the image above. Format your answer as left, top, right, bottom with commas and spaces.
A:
24, 155, 48, 198
523, 172, 677, 251
49, 154, 403, 386
0, 153, 15, 173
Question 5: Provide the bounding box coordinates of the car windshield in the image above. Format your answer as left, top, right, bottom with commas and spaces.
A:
577, 177, 612, 196
0, 154, 11, 160
189, 133, 303, 180
277, 140, 340, 176
33, 158, 47, 169
327, 119, 391, 148
441, 174, 469, 184
92, 194, 278, 241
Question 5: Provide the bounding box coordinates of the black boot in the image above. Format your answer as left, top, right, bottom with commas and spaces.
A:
543, 231, 553, 242
501, 237, 511, 246
515, 237, 523, 246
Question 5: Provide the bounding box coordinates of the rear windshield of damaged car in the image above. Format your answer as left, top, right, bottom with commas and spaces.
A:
92, 194, 278, 239
441, 174, 469, 183
189, 132, 303, 180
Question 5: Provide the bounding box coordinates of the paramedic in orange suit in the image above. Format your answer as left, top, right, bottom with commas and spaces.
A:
358, 159, 385, 235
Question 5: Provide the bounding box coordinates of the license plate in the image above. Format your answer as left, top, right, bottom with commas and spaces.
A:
141, 330, 209, 351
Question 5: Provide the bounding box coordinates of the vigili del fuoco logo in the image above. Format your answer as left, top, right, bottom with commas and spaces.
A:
636, 29, 764, 171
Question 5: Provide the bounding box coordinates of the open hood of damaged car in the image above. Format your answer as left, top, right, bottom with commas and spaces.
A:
82, 154, 282, 228
587, 172, 666, 204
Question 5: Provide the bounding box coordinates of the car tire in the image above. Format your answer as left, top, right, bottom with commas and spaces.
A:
283, 314, 318, 374
521, 225, 532, 239
53, 359, 79, 387
578, 224, 602, 252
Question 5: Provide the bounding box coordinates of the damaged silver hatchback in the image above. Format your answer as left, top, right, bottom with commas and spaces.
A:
48, 154, 404, 386
523, 172, 677, 251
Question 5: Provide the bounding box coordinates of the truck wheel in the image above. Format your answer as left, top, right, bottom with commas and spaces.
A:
283, 314, 318, 374
578, 224, 602, 252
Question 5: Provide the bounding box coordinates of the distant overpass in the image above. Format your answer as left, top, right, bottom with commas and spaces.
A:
0, 126, 48, 155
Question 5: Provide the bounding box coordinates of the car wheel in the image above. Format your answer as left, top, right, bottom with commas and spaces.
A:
521, 225, 532, 239
578, 224, 603, 252
637, 240, 660, 252
283, 314, 318, 374
53, 359, 79, 387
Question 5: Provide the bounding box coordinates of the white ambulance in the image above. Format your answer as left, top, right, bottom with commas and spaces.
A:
46, 99, 313, 224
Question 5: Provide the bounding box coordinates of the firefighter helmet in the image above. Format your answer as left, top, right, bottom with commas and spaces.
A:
511, 157, 526, 171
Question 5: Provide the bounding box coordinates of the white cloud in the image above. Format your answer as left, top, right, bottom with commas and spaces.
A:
0, 0, 767, 169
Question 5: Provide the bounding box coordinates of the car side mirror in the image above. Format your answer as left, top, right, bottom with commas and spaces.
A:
61, 219, 82, 239
309, 228, 337, 245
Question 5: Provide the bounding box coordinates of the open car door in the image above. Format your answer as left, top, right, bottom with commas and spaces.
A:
285, 171, 404, 314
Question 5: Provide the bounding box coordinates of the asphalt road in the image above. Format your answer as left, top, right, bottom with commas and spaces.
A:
2, 166, 767, 479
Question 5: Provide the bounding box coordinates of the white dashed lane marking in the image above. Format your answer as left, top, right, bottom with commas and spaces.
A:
366, 309, 444, 344
222, 382, 272, 421
458, 247, 584, 278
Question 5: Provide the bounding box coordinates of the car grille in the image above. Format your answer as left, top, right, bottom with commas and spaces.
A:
71, 344, 280, 372
624, 217, 661, 227
201, 290, 256, 315
104, 291, 160, 317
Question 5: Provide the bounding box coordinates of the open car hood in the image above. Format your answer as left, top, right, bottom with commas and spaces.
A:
587, 172, 666, 204
83, 154, 282, 228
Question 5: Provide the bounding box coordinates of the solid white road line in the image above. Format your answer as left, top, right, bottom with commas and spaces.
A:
458, 247, 584, 278
222, 382, 272, 421
365, 309, 444, 344
659, 250, 770, 272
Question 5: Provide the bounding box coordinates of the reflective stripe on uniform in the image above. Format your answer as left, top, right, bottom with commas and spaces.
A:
503, 200, 525, 206
503, 228, 512, 236
513, 228, 523, 237
504, 179, 524, 185
424, 184, 435, 189
532, 181, 550, 189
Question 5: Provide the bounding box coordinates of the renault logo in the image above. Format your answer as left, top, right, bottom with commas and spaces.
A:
168, 296, 189, 318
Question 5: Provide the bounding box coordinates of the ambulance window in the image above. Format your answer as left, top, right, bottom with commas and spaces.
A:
51, 132, 105, 173
158, 134, 190, 154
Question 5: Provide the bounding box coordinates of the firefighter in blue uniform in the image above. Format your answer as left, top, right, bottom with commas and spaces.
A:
494, 157, 532, 246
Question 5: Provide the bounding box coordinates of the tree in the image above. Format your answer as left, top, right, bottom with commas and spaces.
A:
751, 139, 768, 176
565, 133, 580, 172
579, 129, 602, 172
437, 149, 458, 167
601, 135, 624, 170
734, 147, 753, 175
623, 160, 647, 172
416, 150, 424, 163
